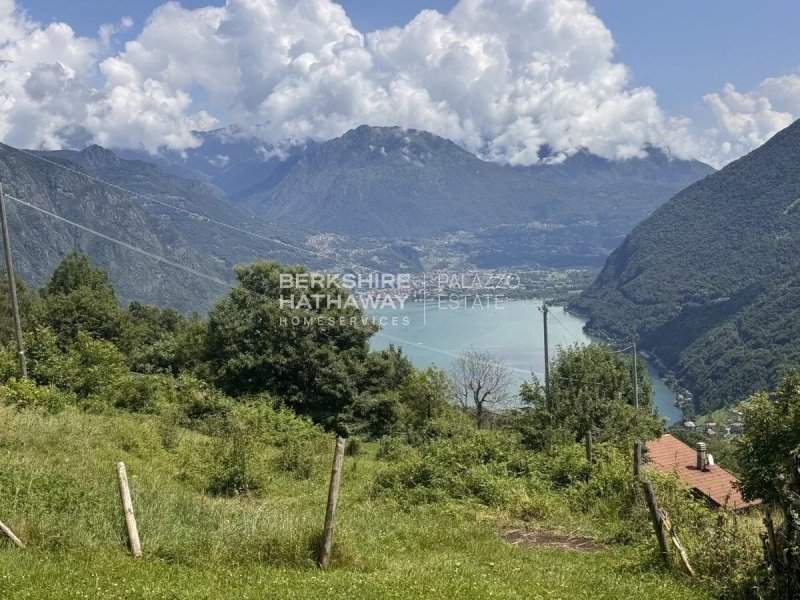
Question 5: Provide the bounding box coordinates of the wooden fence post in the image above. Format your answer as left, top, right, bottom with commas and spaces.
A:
584, 430, 593, 465
0, 519, 24, 548
116, 462, 142, 558
661, 509, 695, 576
319, 437, 346, 569
633, 441, 642, 479
642, 479, 670, 565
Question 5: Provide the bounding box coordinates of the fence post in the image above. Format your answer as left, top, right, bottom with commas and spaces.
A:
116, 462, 142, 558
584, 430, 593, 465
319, 437, 346, 569
642, 479, 670, 565
0, 519, 24, 548
633, 441, 642, 479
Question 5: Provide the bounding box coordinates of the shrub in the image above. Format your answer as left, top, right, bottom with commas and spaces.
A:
274, 439, 318, 479
344, 436, 364, 456
345, 392, 407, 438
374, 428, 539, 506
108, 374, 179, 414
0, 346, 20, 382
376, 435, 408, 461
206, 413, 263, 496
26, 329, 128, 399
0, 378, 75, 413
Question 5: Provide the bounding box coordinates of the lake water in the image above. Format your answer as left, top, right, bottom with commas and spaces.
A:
368, 299, 682, 424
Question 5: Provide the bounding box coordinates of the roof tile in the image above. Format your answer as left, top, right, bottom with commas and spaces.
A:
645, 434, 759, 510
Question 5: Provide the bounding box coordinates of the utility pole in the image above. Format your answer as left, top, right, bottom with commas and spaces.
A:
0, 183, 27, 378
632, 340, 641, 477
632, 341, 639, 409
541, 302, 551, 410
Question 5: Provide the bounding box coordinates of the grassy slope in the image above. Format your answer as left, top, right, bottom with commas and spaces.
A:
0, 407, 707, 600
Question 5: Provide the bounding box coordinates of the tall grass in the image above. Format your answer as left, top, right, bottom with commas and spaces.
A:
0, 404, 713, 599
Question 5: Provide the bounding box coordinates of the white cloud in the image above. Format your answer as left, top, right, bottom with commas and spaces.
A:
701, 74, 800, 165
0, 0, 796, 165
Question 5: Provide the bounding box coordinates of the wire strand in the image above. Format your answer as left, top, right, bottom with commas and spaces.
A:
5, 193, 232, 288
5, 145, 341, 263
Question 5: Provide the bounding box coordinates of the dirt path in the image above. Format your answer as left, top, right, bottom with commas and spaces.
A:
501, 529, 607, 552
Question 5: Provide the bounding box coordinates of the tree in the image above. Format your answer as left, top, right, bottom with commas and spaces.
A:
399, 366, 451, 430
738, 373, 800, 597
518, 344, 660, 449
360, 345, 414, 394
204, 261, 377, 424
34, 252, 124, 346
450, 349, 511, 428
119, 302, 206, 375
0, 273, 38, 346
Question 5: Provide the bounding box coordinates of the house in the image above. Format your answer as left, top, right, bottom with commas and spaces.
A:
645, 434, 759, 510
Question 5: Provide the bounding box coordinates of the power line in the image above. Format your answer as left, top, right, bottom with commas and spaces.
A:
5, 193, 232, 289
547, 308, 586, 345
5, 145, 341, 265
375, 331, 532, 375
5, 193, 625, 389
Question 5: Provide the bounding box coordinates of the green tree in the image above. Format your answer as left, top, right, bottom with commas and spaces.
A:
0, 274, 38, 347
399, 366, 451, 430
35, 252, 124, 346
519, 344, 660, 449
360, 345, 413, 393
738, 374, 800, 597
120, 302, 207, 375
205, 261, 377, 424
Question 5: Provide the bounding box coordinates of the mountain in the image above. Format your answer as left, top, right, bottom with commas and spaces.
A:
0, 143, 330, 312
571, 119, 800, 413
117, 125, 712, 268
116, 127, 314, 201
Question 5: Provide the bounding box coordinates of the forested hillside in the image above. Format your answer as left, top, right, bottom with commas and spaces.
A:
572, 119, 800, 413
0, 143, 327, 312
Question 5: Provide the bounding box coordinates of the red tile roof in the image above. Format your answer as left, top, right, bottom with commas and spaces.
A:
645, 434, 760, 510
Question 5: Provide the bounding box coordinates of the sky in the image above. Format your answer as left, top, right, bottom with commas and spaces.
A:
1, 0, 798, 167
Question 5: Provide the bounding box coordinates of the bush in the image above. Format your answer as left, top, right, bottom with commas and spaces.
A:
26, 329, 128, 399
206, 414, 263, 496
345, 392, 407, 438
0, 378, 75, 414
374, 427, 540, 506
0, 346, 20, 382
376, 435, 408, 461
107, 374, 179, 414
344, 436, 364, 456
274, 439, 319, 479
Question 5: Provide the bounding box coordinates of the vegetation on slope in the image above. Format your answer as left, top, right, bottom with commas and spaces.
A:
0, 253, 786, 599
572, 119, 800, 412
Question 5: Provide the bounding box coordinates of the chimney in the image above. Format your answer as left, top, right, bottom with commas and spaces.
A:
696, 442, 708, 472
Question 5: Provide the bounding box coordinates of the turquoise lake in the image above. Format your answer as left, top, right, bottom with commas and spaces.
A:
368, 299, 682, 424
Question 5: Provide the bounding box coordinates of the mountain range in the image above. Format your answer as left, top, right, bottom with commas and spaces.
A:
572, 119, 800, 413
124, 124, 713, 268
0, 143, 331, 312
0, 124, 716, 315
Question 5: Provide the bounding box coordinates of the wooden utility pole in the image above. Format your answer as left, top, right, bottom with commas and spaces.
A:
632, 342, 642, 479
116, 462, 142, 558
632, 342, 639, 409
0, 183, 27, 378
319, 437, 346, 569
541, 302, 551, 410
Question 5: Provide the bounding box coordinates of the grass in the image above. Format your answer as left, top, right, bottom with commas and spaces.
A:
0, 406, 710, 599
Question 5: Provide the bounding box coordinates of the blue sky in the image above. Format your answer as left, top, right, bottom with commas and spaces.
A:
16, 0, 799, 118
3, 0, 798, 165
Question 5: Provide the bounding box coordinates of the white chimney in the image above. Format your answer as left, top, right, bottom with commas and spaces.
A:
696, 442, 709, 472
